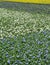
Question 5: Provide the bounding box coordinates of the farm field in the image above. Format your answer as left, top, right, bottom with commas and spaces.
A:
0, 2, 50, 65
1, 0, 50, 4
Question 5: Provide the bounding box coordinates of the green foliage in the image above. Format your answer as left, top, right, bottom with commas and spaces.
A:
0, 2, 50, 65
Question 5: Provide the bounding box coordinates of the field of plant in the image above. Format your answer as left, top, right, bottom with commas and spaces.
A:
0, 2, 50, 65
